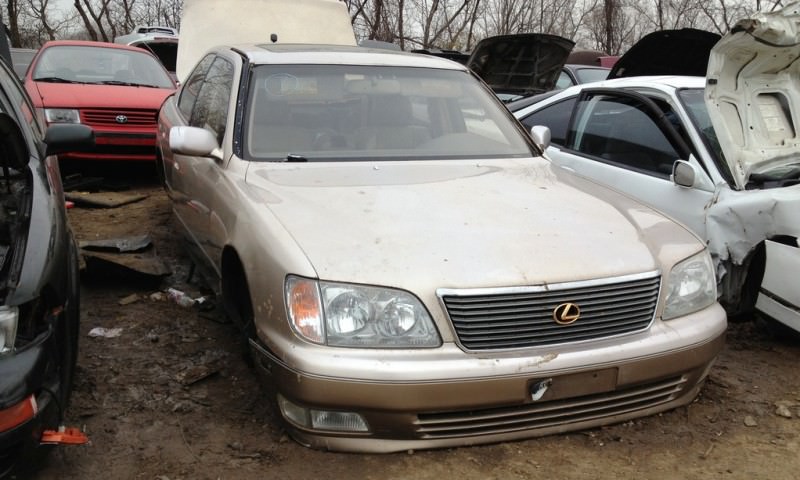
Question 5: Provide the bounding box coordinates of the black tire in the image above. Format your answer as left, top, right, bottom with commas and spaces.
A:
221, 260, 257, 365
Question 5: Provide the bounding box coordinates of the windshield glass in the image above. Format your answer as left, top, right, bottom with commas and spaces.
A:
243, 65, 534, 161
32, 45, 174, 88
575, 67, 609, 84
677, 87, 735, 183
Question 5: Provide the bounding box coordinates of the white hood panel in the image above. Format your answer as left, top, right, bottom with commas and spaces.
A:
706, 2, 800, 189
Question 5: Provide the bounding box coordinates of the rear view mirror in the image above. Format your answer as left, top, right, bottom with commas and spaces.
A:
672, 160, 697, 188
530, 125, 551, 152
169, 126, 222, 161
44, 124, 95, 157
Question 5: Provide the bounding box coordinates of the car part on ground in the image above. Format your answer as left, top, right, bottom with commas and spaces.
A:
157, 37, 725, 452
24, 40, 176, 162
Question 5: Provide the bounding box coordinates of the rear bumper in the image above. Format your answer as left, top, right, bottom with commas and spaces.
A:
251, 304, 727, 452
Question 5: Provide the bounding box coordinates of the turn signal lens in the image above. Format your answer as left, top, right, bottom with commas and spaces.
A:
285, 276, 324, 343
0, 395, 37, 432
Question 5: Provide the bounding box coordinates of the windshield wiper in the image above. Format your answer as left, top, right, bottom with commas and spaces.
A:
33, 76, 80, 83
95, 80, 160, 88
284, 154, 308, 162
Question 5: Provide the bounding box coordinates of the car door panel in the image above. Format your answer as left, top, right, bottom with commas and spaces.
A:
545, 89, 715, 239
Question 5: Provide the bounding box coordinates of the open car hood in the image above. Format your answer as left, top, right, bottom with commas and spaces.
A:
126, 36, 178, 76
466, 34, 574, 97
705, 2, 800, 189
176, 0, 356, 82
607, 28, 720, 79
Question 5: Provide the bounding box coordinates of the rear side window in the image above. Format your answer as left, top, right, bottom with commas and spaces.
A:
520, 97, 576, 146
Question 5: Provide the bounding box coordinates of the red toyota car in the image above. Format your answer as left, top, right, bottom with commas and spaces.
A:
24, 40, 176, 161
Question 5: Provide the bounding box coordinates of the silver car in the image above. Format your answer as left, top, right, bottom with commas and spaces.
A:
156, 43, 726, 452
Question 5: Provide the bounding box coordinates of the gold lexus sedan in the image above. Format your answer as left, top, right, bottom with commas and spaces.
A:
156, 43, 727, 452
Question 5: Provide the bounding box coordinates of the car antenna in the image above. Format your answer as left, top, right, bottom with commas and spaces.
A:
271, 33, 278, 43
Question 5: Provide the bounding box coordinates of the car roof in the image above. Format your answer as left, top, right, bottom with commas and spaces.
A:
227, 43, 469, 70
508, 75, 706, 112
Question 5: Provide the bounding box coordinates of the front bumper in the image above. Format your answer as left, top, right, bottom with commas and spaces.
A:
251, 303, 727, 452
0, 334, 60, 477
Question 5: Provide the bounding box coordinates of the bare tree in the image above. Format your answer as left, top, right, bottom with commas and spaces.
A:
6, 0, 23, 46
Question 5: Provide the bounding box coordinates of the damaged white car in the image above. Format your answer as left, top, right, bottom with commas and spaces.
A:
512, 3, 800, 332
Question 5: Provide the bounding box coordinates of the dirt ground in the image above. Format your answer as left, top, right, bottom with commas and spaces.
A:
25, 164, 800, 480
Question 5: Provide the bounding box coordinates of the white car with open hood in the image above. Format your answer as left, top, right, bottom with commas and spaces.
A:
511, 3, 800, 332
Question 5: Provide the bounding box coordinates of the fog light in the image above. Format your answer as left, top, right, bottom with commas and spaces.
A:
310, 410, 369, 432
277, 395, 369, 432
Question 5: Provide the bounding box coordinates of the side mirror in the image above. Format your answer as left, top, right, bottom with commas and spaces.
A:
671, 160, 697, 188
44, 124, 95, 156
530, 125, 551, 152
169, 126, 222, 161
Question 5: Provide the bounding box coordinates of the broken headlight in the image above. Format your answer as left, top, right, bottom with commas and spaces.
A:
0, 306, 19, 355
662, 250, 716, 320
285, 276, 440, 347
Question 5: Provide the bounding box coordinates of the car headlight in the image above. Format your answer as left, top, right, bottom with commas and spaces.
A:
44, 108, 81, 124
285, 276, 441, 347
662, 250, 716, 320
0, 306, 19, 355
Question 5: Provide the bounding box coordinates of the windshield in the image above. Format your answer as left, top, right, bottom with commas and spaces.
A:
575, 67, 609, 84
32, 45, 174, 88
677, 87, 735, 184
243, 65, 534, 162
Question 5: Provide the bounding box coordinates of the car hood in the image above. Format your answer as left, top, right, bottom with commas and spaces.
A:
28, 81, 173, 109
176, 0, 357, 82
466, 34, 574, 96
244, 158, 697, 289
705, 3, 800, 189
607, 28, 720, 79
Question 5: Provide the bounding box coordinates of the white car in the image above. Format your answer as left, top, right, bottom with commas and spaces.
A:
511, 4, 800, 332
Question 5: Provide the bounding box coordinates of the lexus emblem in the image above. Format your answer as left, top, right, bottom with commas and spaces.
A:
115, 115, 128, 124
553, 303, 580, 325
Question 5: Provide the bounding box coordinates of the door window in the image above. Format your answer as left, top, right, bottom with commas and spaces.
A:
177, 54, 215, 120
520, 97, 576, 146
189, 57, 234, 144
569, 94, 680, 178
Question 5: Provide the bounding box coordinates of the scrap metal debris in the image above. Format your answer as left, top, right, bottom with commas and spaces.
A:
88, 327, 123, 338
65, 190, 148, 208
79, 234, 171, 279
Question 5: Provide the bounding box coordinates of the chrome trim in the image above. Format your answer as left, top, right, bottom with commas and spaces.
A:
437, 270, 660, 297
